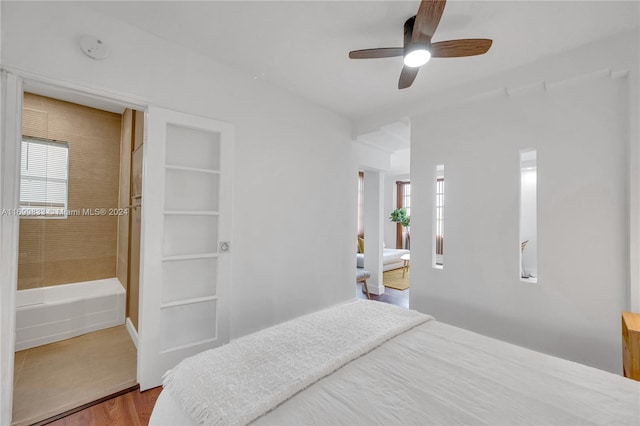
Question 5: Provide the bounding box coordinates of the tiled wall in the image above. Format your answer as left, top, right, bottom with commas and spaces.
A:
18, 93, 122, 289
116, 108, 143, 329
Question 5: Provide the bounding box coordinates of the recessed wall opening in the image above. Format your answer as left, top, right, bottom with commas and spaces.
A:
433, 165, 444, 269
520, 149, 537, 283
12, 91, 143, 425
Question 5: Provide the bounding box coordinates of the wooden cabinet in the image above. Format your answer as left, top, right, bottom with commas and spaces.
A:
622, 311, 640, 380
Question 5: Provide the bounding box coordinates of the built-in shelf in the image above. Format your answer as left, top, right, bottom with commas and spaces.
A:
159, 337, 217, 355
520, 276, 538, 284
165, 164, 220, 174
163, 210, 219, 216
162, 253, 219, 262
160, 295, 218, 309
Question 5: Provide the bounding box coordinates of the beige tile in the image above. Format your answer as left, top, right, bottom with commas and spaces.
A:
12, 350, 28, 385
23, 93, 45, 110
12, 325, 136, 426
18, 93, 121, 291
22, 108, 48, 138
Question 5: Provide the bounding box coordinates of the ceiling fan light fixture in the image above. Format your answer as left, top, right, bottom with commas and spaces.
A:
348, 0, 493, 89
403, 44, 431, 68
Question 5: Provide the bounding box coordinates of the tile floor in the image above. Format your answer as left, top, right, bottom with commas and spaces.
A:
12, 325, 137, 426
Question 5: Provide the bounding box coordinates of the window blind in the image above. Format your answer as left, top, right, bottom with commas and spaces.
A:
19, 138, 69, 217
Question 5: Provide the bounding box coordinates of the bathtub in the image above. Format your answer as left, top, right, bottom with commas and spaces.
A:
15, 278, 125, 351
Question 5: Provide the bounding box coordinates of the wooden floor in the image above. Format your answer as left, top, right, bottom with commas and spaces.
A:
356, 282, 409, 308
12, 325, 137, 426
47, 386, 162, 426
355, 271, 410, 308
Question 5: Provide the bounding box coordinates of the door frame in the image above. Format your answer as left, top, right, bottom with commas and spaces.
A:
0, 67, 148, 424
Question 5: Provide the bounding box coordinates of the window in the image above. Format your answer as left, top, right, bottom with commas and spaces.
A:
19, 138, 69, 218
402, 183, 411, 218
519, 149, 537, 282
396, 181, 410, 249
434, 165, 444, 267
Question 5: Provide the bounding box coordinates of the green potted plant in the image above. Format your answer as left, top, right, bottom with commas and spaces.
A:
390, 208, 411, 247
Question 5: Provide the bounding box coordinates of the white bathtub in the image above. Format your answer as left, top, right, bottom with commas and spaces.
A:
15, 278, 125, 351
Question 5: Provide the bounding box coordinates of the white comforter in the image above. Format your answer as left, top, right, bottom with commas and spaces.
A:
151, 302, 640, 426
159, 300, 429, 425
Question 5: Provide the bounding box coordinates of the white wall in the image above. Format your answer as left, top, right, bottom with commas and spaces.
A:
353, 141, 391, 172
390, 147, 410, 175
362, 28, 640, 314
411, 64, 632, 374
0, 2, 355, 339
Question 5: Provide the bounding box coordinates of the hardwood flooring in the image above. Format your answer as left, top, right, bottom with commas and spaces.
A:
356, 281, 409, 308
46, 386, 162, 426
12, 325, 137, 426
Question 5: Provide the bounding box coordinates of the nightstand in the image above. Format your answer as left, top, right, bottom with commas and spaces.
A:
622, 311, 640, 380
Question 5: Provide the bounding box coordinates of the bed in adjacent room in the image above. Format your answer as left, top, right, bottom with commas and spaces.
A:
149, 300, 639, 425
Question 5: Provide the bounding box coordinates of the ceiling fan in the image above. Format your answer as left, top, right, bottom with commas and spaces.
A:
348, 0, 492, 89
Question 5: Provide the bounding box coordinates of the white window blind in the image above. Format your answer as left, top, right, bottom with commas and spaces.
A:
19, 138, 69, 218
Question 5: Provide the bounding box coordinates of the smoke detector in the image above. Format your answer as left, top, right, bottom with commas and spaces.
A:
79, 35, 108, 60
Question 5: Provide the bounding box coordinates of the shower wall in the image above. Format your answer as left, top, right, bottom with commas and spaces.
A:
18, 93, 122, 290
116, 109, 133, 290
117, 108, 143, 329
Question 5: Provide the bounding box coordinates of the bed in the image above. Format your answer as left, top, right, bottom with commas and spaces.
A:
149, 300, 640, 425
357, 248, 410, 271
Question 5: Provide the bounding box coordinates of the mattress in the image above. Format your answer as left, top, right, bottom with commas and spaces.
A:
150, 302, 640, 425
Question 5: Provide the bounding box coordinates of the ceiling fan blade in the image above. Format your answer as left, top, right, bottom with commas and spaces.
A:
349, 47, 404, 59
412, 0, 447, 41
398, 66, 419, 89
431, 39, 493, 58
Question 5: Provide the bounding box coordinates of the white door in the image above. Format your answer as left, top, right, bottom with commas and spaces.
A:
138, 106, 234, 390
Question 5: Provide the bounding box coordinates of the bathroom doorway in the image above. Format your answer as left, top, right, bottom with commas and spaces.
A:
11, 90, 144, 425
2, 71, 234, 423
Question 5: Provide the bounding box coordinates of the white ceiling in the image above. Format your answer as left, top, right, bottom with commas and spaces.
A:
85, 0, 639, 121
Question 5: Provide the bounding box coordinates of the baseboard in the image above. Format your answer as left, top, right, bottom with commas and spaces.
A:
126, 317, 138, 349
15, 316, 123, 351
